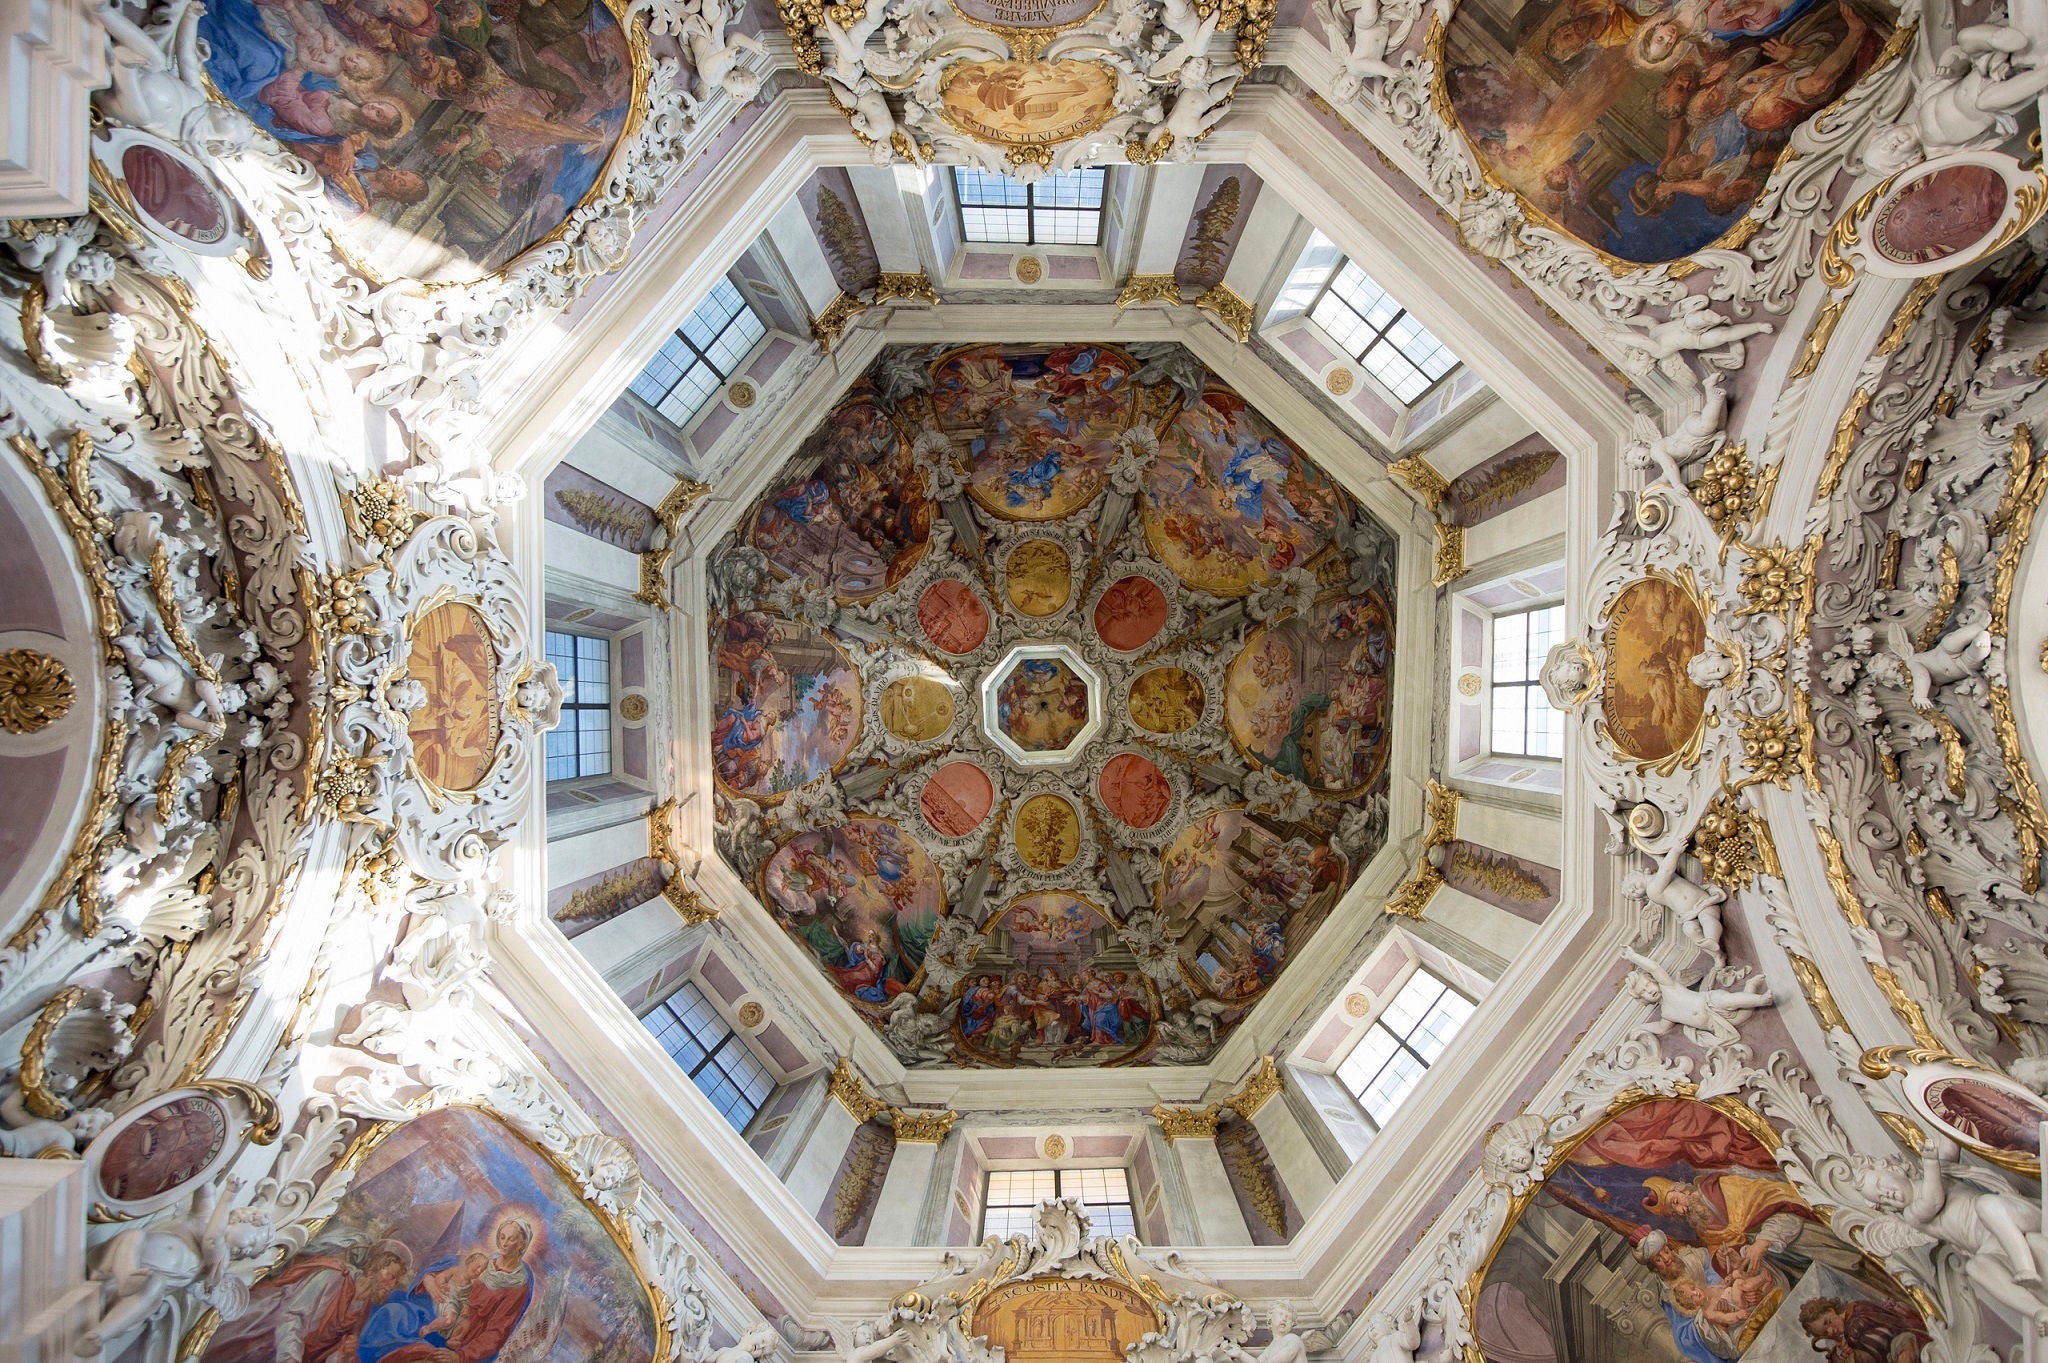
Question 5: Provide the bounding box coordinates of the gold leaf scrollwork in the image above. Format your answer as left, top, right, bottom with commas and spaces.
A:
646, 797, 719, 925
0, 649, 75, 732
1115, 274, 1183, 308
1192, 284, 1253, 342
890, 1108, 958, 1142
634, 478, 713, 613
812, 293, 869, 353
1149, 1103, 1222, 1141
830, 1056, 888, 1123
874, 272, 941, 306
1385, 781, 1460, 918
1224, 1055, 1283, 1119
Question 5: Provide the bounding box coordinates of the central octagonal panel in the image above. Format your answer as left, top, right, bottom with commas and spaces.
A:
710, 344, 1399, 1068
983, 645, 1103, 765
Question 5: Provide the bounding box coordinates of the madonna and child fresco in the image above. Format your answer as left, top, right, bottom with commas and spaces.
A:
200, 1107, 657, 1363
198, 0, 638, 281
1475, 1098, 1930, 1363
712, 343, 1399, 1068
1443, 0, 1896, 261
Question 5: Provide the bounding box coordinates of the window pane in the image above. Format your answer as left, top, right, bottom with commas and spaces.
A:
1492, 613, 1527, 683
1312, 259, 1461, 404
1527, 688, 1565, 759
1409, 987, 1475, 1063
631, 279, 766, 425
1358, 1046, 1426, 1125
1491, 686, 1527, 754
1336, 1024, 1399, 1098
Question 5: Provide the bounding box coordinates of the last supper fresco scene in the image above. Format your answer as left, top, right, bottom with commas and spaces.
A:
711, 343, 1397, 1068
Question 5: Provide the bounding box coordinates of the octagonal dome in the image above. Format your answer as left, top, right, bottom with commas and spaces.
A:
711, 343, 1397, 1068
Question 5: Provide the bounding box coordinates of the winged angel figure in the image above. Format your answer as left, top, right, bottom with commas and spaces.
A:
1310, 0, 1420, 101
1856, 1134, 2048, 1327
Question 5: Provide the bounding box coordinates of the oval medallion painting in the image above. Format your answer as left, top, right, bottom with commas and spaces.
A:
199, 0, 639, 283
117, 139, 232, 248
1441, 0, 1894, 263
197, 1106, 659, 1363
939, 60, 1119, 148
408, 601, 500, 793
1601, 576, 1707, 763
1474, 1097, 1928, 1363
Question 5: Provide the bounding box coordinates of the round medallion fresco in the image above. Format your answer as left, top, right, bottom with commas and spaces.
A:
881, 675, 956, 742
922, 761, 996, 835
937, 61, 1120, 149
1130, 667, 1205, 733
919, 578, 992, 653
1005, 539, 1073, 616
712, 343, 1398, 1067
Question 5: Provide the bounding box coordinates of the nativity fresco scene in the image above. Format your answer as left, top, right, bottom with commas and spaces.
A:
710, 343, 1398, 1068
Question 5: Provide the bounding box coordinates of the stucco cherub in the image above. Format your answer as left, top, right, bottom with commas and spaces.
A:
1620, 949, 1773, 1050
1622, 838, 1727, 966
1857, 1133, 2048, 1326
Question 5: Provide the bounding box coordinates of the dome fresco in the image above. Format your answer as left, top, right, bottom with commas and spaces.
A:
709, 343, 1398, 1068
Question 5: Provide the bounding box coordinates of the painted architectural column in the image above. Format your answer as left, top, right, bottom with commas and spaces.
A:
787, 1059, 876, 1219
864, 1109, 956, 1245
1151, 1106, 1251, 1246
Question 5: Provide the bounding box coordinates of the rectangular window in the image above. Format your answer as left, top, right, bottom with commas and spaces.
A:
627, 278, 767, 426
643, 981, 775, 1132
1309, 260, 1458, 403
1490, 604, 1565, 758
982, 1166, 1135, 1240
544, 630, 612, 781
1335, 969, 1475, 1127
954, 168, 1106, 246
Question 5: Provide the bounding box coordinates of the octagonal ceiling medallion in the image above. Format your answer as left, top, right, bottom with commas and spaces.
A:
711, 343, 1398, 1068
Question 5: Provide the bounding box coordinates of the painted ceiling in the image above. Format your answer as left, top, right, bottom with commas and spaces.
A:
709, 343, 1398, 1069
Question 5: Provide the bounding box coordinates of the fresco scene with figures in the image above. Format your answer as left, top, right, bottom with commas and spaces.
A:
23, 0, 2048, 1354
197, 0, 637, 280
1475, 1100, 1931, 1363
1443, 0, 1896, 261
711, 343, 1396, 1068
198, 1108, 659, 1363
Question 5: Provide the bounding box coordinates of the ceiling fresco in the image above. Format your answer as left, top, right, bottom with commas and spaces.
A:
1441, 0, 1897, 262
709, 343, 1398, 1069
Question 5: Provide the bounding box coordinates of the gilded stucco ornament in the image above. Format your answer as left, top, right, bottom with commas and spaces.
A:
318, 508, 556, 884
851, 1198, 1251, 1363
0, 649, 76, 732
0, 215, 320, 1112
788, 0, 1277, 171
